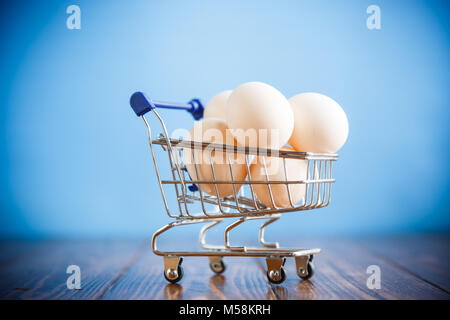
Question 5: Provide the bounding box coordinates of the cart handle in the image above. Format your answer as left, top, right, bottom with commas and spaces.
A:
130, 91, 204, 120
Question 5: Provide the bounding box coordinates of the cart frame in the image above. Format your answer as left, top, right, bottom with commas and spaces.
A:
130, 91, 338, 284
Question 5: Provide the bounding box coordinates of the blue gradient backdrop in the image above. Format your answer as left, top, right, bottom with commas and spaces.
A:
0, 0, 449, 238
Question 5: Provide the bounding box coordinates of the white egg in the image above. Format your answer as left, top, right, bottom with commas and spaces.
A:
289, 93, 349, 153
227, 82, 294, 149
250, 146, 307, 208
183, 118, 247, 197
203, 90, 232, 121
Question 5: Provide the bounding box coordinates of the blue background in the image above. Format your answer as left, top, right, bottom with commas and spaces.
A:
0, 0, 449, 239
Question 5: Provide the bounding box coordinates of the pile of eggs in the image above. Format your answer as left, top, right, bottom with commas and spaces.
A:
183, 81, 349, 208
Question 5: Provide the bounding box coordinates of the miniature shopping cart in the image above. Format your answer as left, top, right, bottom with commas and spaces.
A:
129, 91, 338, 284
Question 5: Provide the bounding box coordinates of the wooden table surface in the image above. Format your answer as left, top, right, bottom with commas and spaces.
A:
0, 234, 448, 300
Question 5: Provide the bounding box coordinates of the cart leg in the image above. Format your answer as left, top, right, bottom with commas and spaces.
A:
265, 257, 286, 284
163, 256, 184, 284
258, 217, 280, 248
209, 256, 226, 274
295, 255, 315, 280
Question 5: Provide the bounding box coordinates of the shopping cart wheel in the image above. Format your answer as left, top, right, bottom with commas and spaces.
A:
164, 265, 184, 284
299, 261, 315, 281
209, 256, 226, 274
266, 267, 286, 285
266, 257, 286, 284
163, 256, 184, 284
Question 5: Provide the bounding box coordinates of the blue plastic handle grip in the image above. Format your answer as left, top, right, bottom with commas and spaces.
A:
130, 91, 155, 116
130, 91, 204, 120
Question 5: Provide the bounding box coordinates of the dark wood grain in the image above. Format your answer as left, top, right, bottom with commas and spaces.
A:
0, 235, 448, 300
0, 239, 145, 300
102, 235, 449, 300
269, 237, 449, 300
359, 234, 450, 293
0, 241, 44, 267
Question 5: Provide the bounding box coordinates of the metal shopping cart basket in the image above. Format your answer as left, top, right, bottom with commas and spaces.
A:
129, 91, 338, 284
